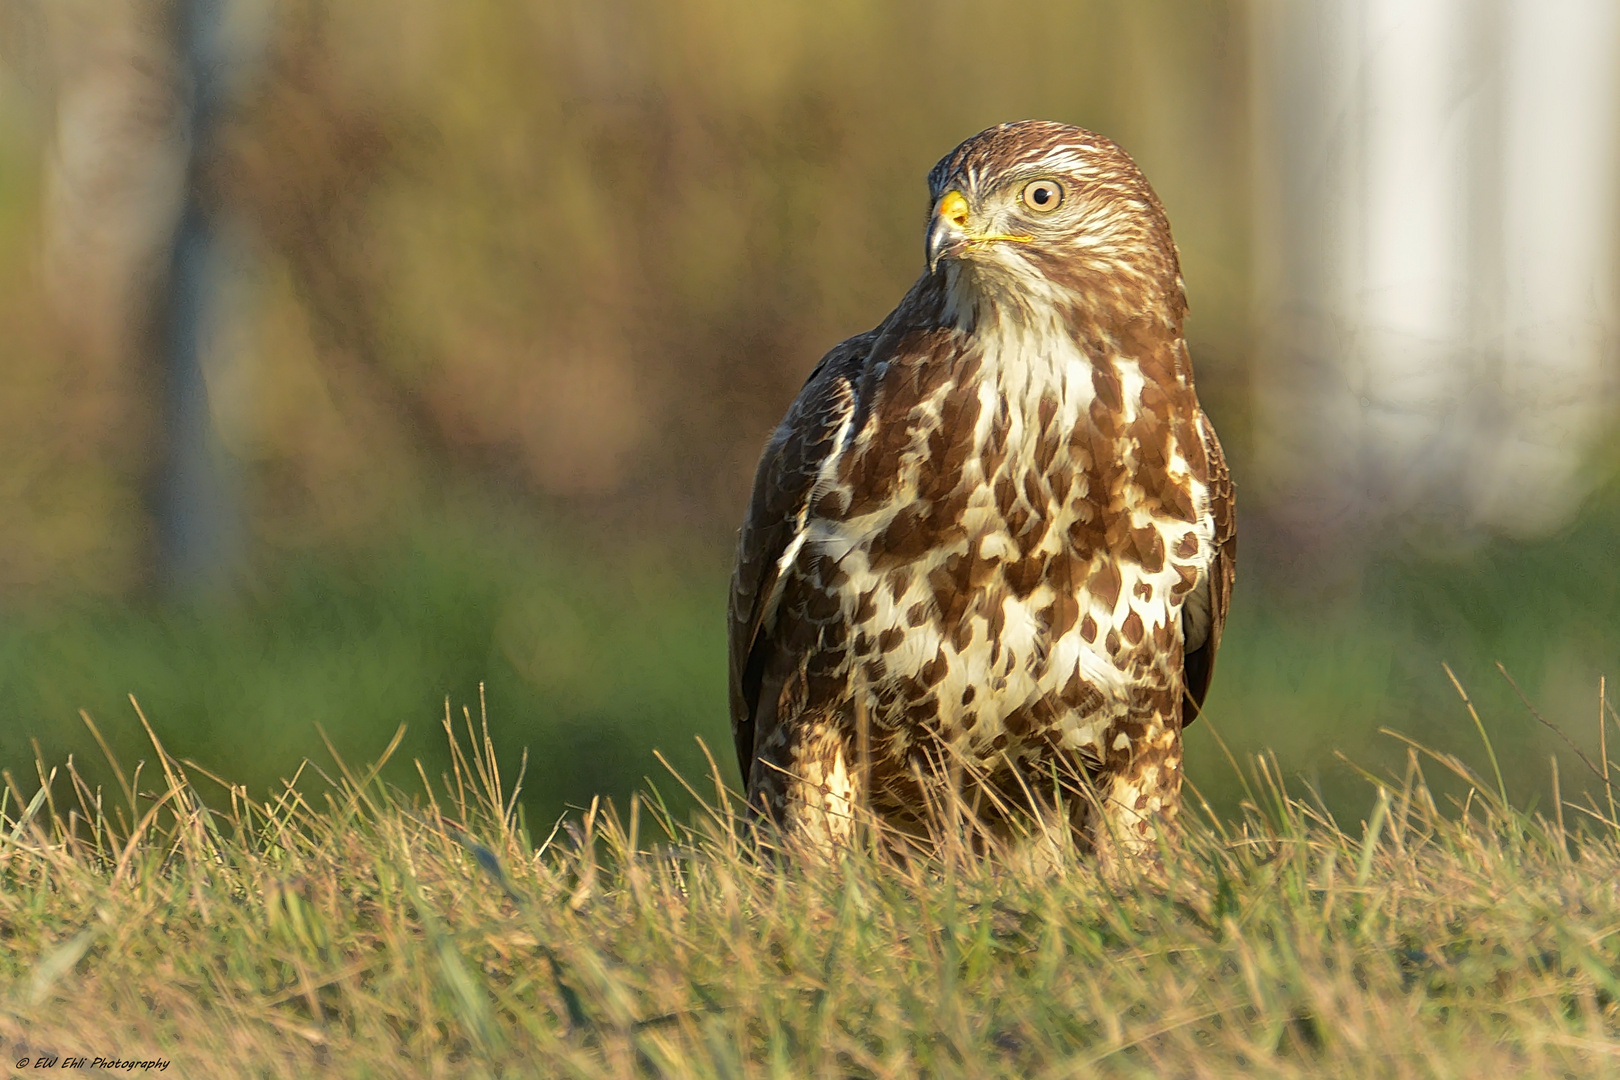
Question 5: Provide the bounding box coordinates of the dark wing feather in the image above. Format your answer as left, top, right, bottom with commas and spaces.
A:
728, 331, 876, 784
1181, 409, 1235, 723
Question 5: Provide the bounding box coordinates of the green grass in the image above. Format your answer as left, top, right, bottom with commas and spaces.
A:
0, 501, 736, 835
4, 700, 1620, 1077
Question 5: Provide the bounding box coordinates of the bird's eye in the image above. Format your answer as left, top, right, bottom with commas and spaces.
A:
1020, 179, 1063, 212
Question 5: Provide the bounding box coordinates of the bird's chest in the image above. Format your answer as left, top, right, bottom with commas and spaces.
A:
800, 335, 1212, 761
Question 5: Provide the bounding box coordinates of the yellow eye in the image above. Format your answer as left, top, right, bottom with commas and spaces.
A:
1020, 179, 1063, 212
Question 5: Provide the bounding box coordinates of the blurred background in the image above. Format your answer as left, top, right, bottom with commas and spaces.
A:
0, 0, 1616, 828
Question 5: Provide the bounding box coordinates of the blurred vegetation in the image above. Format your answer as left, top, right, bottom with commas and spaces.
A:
0, 0, 1614, 829
0, 492, 732, 824
0, 0, 1252, 586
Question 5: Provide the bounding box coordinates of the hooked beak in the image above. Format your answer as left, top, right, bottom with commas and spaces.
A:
927, 190, 972, 272
926, 189, 1034, 273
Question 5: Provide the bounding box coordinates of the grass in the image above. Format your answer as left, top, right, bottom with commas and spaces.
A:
0, 504, 736, 840
4, 693, 1620, 1078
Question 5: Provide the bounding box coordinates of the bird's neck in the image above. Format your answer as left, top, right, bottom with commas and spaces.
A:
929, 261, 1179, 346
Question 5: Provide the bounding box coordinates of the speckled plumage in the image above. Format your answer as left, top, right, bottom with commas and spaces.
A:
728, 121, 1235, 860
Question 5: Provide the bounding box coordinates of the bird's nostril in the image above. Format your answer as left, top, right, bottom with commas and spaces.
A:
937, 190, 971, 230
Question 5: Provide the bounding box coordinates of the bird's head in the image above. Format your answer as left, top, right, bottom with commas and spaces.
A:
923, 120, 1184, 327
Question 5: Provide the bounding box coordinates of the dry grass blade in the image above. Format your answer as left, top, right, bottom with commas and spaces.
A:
1602, 676, 1616, 837
1496, 662, 1608, 783
1443, 662, 1508, 805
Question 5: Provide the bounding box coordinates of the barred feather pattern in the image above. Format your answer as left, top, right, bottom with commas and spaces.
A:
728, 121, 1235, 860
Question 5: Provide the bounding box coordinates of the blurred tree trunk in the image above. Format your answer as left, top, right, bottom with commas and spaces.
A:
39, 0, 268, 593
157, 0, 238, 593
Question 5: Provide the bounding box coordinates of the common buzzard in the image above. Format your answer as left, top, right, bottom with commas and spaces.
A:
728, 121, 1235, 861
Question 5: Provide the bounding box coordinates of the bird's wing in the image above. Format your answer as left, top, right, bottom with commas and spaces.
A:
1181, 409, 1235, 723
728, 330, 877, 785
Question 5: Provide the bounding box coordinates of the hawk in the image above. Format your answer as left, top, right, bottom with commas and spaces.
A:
727, 121, 1234, 861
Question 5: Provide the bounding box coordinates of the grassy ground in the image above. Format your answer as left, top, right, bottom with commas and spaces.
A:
4, 707, 1620, 1078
